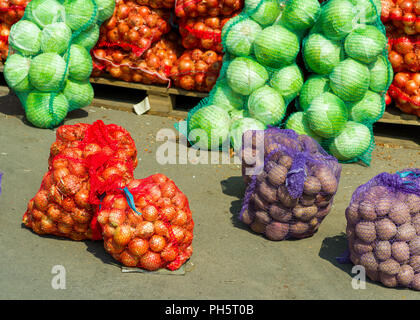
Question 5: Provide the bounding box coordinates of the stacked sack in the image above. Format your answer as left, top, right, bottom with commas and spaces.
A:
184, 0, 313, 151
3, 0, 115, 128
346, 169, 420, 290
284, 0, 392, 165
240, 127, 341, 240
23, 120, 138, 241
381, 0, 420, 117
0, 0, 30, 62
92, 32, 182, 84
92, 0, 171, 79
97, 174, 194, 271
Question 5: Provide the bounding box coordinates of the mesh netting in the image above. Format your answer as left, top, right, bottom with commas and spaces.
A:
240, 127, 341, 241
22, 120, 138, 241
381, 0, 420, 35
3, 0, 115, 129
346, 169, 420, 290
97, 174, 194, 271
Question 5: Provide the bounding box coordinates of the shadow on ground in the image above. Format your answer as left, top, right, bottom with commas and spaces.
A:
318, 233, 353, 276
84, 240, 121, 267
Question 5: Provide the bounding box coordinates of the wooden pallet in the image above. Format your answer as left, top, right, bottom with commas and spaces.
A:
377, 106, 420, 126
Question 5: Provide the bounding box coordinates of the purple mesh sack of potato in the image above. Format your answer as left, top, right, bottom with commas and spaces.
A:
346, 169, 420, 290
240, 127, 341, 241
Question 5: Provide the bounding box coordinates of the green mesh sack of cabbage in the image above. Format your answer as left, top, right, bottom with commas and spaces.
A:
3, 0, 115, 129
178, 0, 322, 151
284, 0, 393, 165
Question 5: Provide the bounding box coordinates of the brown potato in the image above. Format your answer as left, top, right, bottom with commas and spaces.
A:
366, 270, 379, 282
391, 242, 410, 263
269, 204, 292, 223
267, 164, 288, 187
316, 202, 332, 219
412, 214, 420, 234
374, 241, 391, 261
241, 208, 254, 225
252, 193, 270, 211
303, 176, 322, 196
345, 203, 360, 226
354, 239, 374, 255
289, 221, 310, 238
363, 186, 388, 202
250, 220, 266, 234
300, 194, 316, 206
375, 197, 394, 217
308, 217, 319, 229
380, 273, 398, 288
265, 222, 289, 241
379, 259, 401, 275
278, 155, 293, 170
358, 201, 377, 221
409, 237, 420, 256
255, 211, 271, 225
406, 194, 420, 215
396, 265, 415, 287
411, 274, 420, 290
314, 165, 338, 194
375, 218, 397, 241
389, 201, 411, 225
355, 221, 377, 243
409, 255, 420, 273
293, 205, 318, 222
277, 185, 298, 208
315, 193, 333, 207
298, 134, 319, 154
396, 223, 416, 241
258, 181, 277, 203
360, 252, 378, 271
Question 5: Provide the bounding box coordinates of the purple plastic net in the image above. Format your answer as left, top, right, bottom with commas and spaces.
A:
240, 127, 342, 241
345, 169, 420, 290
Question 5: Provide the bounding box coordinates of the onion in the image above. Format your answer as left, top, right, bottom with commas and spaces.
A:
142, 205, 159, 221
149, 235, 166, 252
135, 221, 154, 238
140, 251, 162, 270
128, 238, 149, 256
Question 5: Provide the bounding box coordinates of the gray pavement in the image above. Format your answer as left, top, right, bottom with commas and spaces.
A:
0, 93, 419, 299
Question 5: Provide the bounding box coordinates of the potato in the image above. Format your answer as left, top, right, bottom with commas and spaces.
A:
277, 185, 298, 208
396, 223, 416, 241
308, 217, 319, 229
406, 194, 420, 215
375, 218, 397, 241
314, 165, 338, 194
397, 265, 415, 287
241, 208, 254, 225
250, 220, 266, 234
269, 204, 292, 223
411, 213, 420, 234
409, 255, 420, 273
303, 176, 321, 196
267, 164, 288, 187
300, 194, 316, 206
255, 210, 271, 225
358, 201, 377, 221
360, 252, 378, 271
389, 200, 411, 225
355, 221, 377, 243
293, 204, 318, 222
258, 181, 277, 203
345, 203, 360, 226
350, 252, 360, 266
409, 237, 420, 256
391, 242, 410, 263
252, 193, 270, 211
278, 155, 293, 170
256, 171, 267, 184
375, 197, 394, 217
380, 273, 398, 288
374, 241, 391, 261
363, 186, 388, 202
316, 202, 332, 219
289, 221, 310, 238
265, 222, 289, 241
411, 273, 420, 290
366, 270, 379, 282
379, 259, 401, 275
298, 134, 319, 154
315, 193, 333, 207
354, 239, 374, 255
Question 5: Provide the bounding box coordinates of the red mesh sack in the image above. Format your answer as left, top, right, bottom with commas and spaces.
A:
175, 0, 243, 19
169, 49, 223, 91
0, 22, 9, 61
346, 169, 420, 290
0, 0, 29, 25
381, 0, 420, 35
240, 128, 341, 241
388, 71, 420, 117
178, 15, 237, 53
98, 0, 171, 57
97, 174, 194, 271
22, 120, 138, 241
135, 0, 175, 9
387, 31, 420, 72
92, 33, 182, 84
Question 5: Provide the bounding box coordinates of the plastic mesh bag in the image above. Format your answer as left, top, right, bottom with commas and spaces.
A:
97, 174, 194, 271
240, 127, 341, 241
3, 0, 115, 129
381, 0, 420, 35
346, 169, 420, 290
175, 0, 243, 19
387, 29, 420, 72
0, 0, 29, 25
388, 71, 420, 117
179, 0, 317, 151
282, 0, 393, 166
22, 120, 138, 241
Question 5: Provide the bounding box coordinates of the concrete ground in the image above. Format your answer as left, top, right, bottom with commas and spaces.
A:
0, 93, 419, 300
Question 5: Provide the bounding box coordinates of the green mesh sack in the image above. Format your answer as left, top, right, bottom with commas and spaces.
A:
4, 0, 114, 129
286, 0, 392, 165
177, 0, 320, 152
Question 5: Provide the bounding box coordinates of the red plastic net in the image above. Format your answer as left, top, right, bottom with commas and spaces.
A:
388, 71, 420, 117
0, 0, 29, 25
134, 0, 175, 9
97, 174, 194, 271
22, 121, 138, 241
381, 0, 420, 35
174, 0, 243, 19
387, 26, 420, 72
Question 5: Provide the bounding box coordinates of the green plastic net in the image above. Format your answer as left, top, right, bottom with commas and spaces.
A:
178, 0, 393, 166
4, 0, 115, 129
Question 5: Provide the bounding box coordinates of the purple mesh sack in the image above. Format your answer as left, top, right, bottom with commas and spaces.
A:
346, 169, 420, 290
240, 128, 341, 241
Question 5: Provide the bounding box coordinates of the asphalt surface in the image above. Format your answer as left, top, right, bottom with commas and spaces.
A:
0, 92, 419, 300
